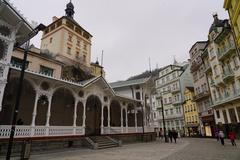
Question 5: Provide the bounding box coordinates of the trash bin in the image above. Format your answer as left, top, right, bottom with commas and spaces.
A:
21, 141, 31, 160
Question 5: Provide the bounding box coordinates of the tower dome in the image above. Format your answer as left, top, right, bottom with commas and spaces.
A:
65, 0, 75, 18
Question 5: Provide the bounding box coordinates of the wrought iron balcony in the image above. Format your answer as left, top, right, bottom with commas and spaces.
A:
222, 69, 234, 82
213, 89, 240, 107
171, 87, 180, 93
193, 91, 210, 102
214, 28, 231, 44
217, 44, 236, 61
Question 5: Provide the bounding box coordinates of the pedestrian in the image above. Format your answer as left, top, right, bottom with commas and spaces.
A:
228, 131, 237, 146
172, 129, 178, 143
218, 131, 225, 146
215, 130, 219, 141
168, 130, 173, 143
159, 128, 163, 140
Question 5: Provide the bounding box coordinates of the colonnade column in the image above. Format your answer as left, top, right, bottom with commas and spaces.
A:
73, 100, 78, 135
30, 91, 39, 136
108, 105, 110, 134
31, 92, 39, 127
45, 93, 53, 135
82, 99, 86, 135
120, 107, 123, 133
126, 107, 128, 133
101, 105, 104, 134
135, 106, 138, 132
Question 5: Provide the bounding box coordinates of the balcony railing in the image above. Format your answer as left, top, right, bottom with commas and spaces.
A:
171, 87, 180, 93
213, 89, 240, 106
172, 100, 182, 105
222, 69, 234, 82
193, 91, 210, 102
217, 44, 236, 61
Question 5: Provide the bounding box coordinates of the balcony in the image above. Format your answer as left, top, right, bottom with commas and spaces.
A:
209, 80, 215, 87
191, 61, 202, 73
204, 63, 212, 73
214, 28, 231, 44
222, 69, 234, 82
172, 100, 182, 105
171, 87, 180, 93
214, 76, 224, 87
193, 91, 210, 102
213, 89, 240, 107
217, 44, 236, 61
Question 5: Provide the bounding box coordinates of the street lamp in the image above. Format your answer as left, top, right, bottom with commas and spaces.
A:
6, 23, 46, 160
160, 95, 168, 143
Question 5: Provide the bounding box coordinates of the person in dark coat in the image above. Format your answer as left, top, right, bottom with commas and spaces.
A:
172, 129, 178, 143
168, 130, 173, 143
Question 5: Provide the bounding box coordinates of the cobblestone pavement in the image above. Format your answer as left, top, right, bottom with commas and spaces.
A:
163, 138, 240, 160
28, 138, 240, 160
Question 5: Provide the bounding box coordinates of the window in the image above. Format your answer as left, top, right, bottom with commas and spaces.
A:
216, 110, 220, 119
11, 57, 29, 69
169, 97, 172, 103
237, 107, 240, 122
39, 65, 53, 77
77, 39, 80, 46
164, 98, 167, 104
170, 109, 173, 115
50, 37, 53, 43
222, 110, 228, 124
83, 55, 86, 62
84, 43, 87, 50
68, 34, 72, 42
76, 51, 80, 58
165, 110, 168, 115
229, 108, 237, 123
67, 47, 71, 55
135, 92, 141, 100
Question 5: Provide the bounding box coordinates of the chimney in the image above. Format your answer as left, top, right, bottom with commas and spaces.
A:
52, 16, 58, 22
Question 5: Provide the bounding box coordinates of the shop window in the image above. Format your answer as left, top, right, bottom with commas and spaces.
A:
222, 110, 228, 124
229, 108, 237, 123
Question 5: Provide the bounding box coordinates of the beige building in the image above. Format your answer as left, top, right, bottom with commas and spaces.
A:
0, 1, 155, 154
204, 14, 240, 138
183, 87, 200, 137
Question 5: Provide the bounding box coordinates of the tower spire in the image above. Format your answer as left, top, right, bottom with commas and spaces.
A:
65, 0, 75, 18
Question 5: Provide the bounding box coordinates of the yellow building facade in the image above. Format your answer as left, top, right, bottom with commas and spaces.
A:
183, 87, 200, 136
224, 0, 240, 48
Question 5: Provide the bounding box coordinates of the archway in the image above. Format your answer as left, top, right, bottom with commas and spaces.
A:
50, 88, 75, 126
85, 95, 102, 136
110, 100, 121, 127
35, 95, 48, 125
0, 78, 36, 125
76, 101, 83, 126
137, 110, 143, 127
127, 104, 135, 127
103, 106, 108, 127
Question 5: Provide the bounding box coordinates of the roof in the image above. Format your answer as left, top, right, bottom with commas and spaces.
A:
189, 41, 208, 53
209, 15, 229, 34
185, 86, 194, 92
110, 77, 151, 88
44, 16, 92, 37
1, 0, 34, 45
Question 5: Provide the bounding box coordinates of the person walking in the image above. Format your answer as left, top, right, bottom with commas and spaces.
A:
228, 131, 237, 146
168, 130, 173, 143
215, 130, 219, 141
172, 129, 178, 143
219, 131, 225, 146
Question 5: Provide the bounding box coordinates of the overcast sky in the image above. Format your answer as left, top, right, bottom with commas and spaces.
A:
11, 0, 228, 82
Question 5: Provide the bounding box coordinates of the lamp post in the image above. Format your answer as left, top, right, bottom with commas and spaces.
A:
160, 96, 168, 142
6, 24, 46, 160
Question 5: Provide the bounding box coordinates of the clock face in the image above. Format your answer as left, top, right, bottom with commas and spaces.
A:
0, 39, 8, 60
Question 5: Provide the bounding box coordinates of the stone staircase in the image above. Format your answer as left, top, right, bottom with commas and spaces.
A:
85, 136, 121, 149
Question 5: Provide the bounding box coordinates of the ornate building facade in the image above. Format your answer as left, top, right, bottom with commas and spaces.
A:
203, 14, 240, 138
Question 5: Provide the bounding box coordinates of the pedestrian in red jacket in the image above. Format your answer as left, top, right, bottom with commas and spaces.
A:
228, 131, 237, 146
